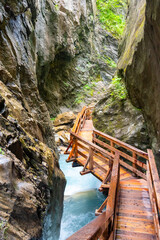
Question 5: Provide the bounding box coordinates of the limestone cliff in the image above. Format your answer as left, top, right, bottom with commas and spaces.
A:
118, 0, 160, 159
36, 0, 118, 115
0, 1, 66, 239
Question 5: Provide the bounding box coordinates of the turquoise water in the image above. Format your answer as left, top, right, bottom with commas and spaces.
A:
59, 154, 106, 240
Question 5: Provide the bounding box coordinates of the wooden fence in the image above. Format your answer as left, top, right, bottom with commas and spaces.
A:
65, 106, 160, 239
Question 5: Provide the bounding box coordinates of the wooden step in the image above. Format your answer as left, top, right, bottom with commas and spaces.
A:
116, 219, 155, 234
116, 230, 156, 240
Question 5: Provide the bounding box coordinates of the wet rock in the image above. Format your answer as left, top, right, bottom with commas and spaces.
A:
36, 0, 118, 115
54, 125, 70, 133
0, 114, 66, 239
55, 131, 70, 147
53, 111, 75, 147
118, 0, 160, 153
54, 112, 76, 127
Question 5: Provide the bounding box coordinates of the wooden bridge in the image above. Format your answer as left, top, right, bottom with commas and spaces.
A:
64, 106, 160, 240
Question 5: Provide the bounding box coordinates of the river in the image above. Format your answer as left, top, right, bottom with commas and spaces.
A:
42, 154, 106, 240
59, 154, 105, 239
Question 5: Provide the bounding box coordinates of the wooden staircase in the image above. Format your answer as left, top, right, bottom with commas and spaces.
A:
64, 106, 160, 240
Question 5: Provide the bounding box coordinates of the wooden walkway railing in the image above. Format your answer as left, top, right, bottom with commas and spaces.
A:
65, 106, 160, 240
67, 152, 120, 240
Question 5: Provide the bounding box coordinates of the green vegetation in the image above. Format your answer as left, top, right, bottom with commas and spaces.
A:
50, 117, 56, 121
111, 75, 127, 100
106, 57, 117, 68
96, 0, 127, 38
97, 54, 117, 68
55, 4, 59, 11
0, 147, 4, 155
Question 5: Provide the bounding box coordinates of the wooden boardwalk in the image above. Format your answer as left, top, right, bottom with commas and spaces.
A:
65, 107, 160, 240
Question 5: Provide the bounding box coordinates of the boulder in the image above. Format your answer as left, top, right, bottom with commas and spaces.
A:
54, 112, 76, 127
55, 131, 70, 147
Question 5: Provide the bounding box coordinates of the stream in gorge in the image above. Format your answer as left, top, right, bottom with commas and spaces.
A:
43, 154, 106, 240
59, 154, 106, 239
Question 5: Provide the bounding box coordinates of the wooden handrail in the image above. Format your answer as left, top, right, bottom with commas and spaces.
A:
70, 132, 113, 161
93, 137, 147, 170
101, 152, 120, 239
93, 129, 148, 159
147, 149, 160, 239
65, 106, 93, 155
93, 129, 148, 179
72, 106, 94, 135
148, 149, 160, 210
67, 211, 108, 240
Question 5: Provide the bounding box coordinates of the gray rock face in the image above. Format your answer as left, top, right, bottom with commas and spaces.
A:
93, 89, 150, 151
0, 1, 68, 239
118, 0, 160, 154
0, 112, 65, 240
36, 0, 118, 115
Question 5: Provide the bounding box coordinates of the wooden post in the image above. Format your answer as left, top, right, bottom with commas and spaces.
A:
92, 132, 95, 144
89, 146, 93, 170
132, 152, 137, 176
132, 152, 136, 167
110, 141, 114, 169
110, 141, 114, 155
73, 138, 78, 161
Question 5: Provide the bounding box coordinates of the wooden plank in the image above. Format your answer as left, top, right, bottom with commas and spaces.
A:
93, 151, 110, 166
116, 221, 155, 234
94, 137, 147, 170
147, 149, 160, 212
101, 152, 120, 239
77, 141, 89, 152
120, 159, 147, 180
64, 140, 73, 154
93, 160, 107, 173
106, 152, 120, 213
117, 212, 153, 221
77, 149, 88, 159
80, 170, 91, 175
116, 230, 156, 240
93, 129, 148, 159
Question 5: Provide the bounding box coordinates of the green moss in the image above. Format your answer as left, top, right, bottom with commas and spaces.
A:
96, 0, 127, 39
106, 57, 117, 68
50, 117, 56, 121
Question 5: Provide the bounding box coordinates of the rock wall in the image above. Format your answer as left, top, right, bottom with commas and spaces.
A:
0, 1, 66, 239
36, 0, 118, 115
118, 0, 160, 158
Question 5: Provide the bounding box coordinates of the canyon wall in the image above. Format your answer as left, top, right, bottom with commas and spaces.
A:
118, 0, 160, 165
